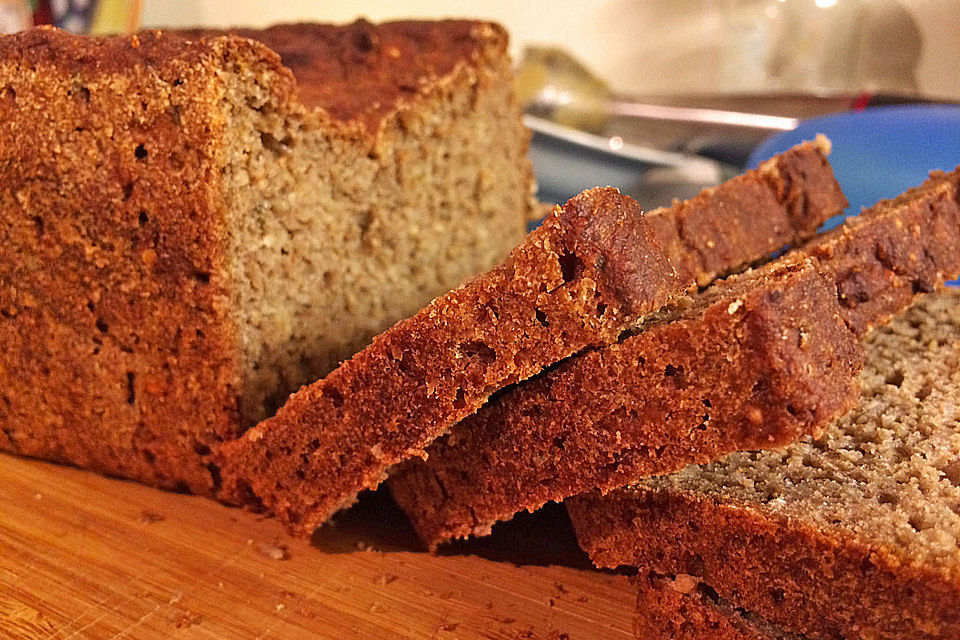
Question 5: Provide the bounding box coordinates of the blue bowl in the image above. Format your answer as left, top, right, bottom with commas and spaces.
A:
749, 104, 960, 285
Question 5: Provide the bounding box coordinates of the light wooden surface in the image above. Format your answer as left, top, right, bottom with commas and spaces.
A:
0, 454, 635, 639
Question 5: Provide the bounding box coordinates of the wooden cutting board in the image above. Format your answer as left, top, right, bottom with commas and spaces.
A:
0, 454, 635, 639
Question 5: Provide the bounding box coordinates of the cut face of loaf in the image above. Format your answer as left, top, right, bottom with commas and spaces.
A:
567, 290, 960, 640
389, 164, 960, 550
217, 187, 687, 533
0, 21, 534, 496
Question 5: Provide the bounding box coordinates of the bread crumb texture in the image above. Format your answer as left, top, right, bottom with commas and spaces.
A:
647, 289, 960, 568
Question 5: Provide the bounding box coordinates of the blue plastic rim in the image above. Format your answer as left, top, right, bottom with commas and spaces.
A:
748, 104, 960, 285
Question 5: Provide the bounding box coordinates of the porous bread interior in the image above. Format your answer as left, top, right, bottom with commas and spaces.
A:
651, 575, 807, 640
641, 290, 960, 570
218, 56, 532, 424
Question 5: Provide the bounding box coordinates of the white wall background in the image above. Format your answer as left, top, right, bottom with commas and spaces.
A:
141, 0, 959, 99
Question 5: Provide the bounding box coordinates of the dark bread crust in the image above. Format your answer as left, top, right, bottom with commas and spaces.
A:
632, 573, 801, 640
389, 164, 960, 550
217, 188, 684, 533
7, 20, 509, 136
804, 168, 960, 336
387, 141, 850, 548
389, 260, 862, 548
567, 486, 960, 640
0, 28, 289, 494
0, 26, 291, 88
646, 137, 846, 287
0, 22, 530, 496
174, 20, 509, 134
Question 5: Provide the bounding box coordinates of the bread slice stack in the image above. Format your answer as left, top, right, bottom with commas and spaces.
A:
390, 163, 960, 550
567, 169, 960, 640
217, 138, 848, 533
569, 290, 960, 640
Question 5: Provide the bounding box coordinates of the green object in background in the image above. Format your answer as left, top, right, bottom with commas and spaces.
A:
516, 45, 613, 134
89, 0, 140, 34
28, 0, 139, 34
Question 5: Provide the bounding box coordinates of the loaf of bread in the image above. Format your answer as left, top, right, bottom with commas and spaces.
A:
568, 289, 960, 640
0, 20, 535, 496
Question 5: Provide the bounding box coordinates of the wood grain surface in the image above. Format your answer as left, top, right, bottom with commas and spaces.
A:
0, 454, 635, 639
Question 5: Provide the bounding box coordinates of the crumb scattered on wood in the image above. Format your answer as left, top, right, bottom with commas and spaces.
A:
438, 621, 460, 632
376, 573, 398, 586
175, 611, 203, 629
139, 510, 166, 524
257, 541, 291, 560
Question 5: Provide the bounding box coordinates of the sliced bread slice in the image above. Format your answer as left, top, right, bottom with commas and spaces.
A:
389, 167, 960, 549
568, 289, 960, 640
218, 139, 842, 534
390, 258, 862, 549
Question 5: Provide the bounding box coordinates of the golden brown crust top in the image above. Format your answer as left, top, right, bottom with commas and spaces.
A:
0, 19, 509, 134
174, 19, 509, 131
0, 26, 298, 117
0, 25, 286, 82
